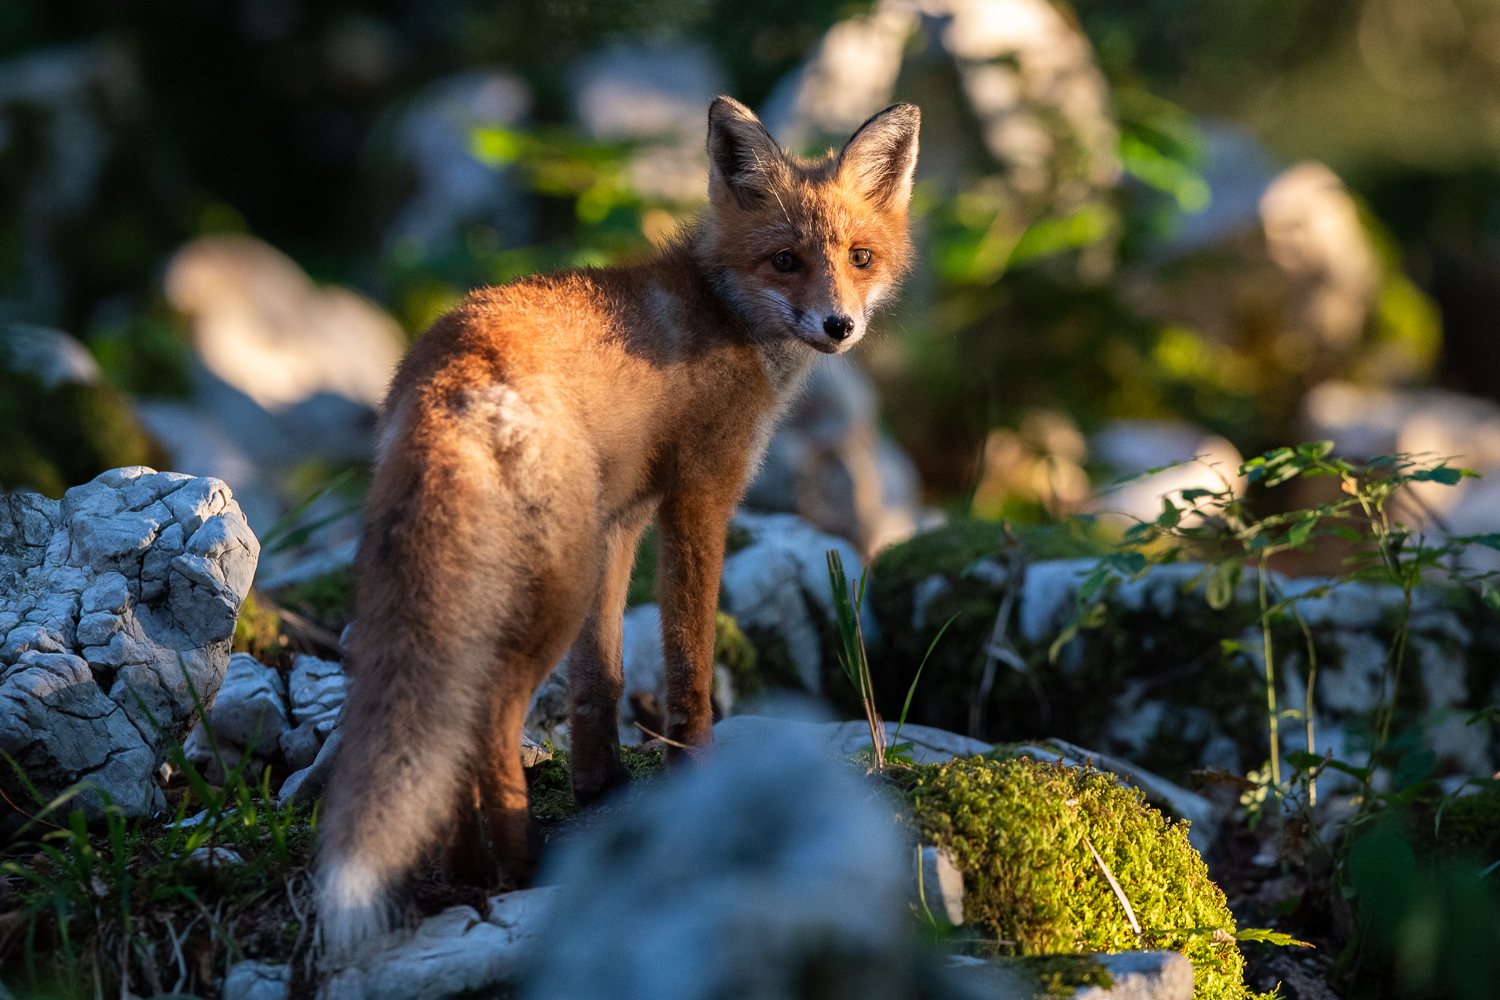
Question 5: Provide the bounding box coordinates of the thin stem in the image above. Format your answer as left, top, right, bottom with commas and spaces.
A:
1294, 608, 1318, 808
1258, 556, 1281, 788
1377, 587, 1414, 754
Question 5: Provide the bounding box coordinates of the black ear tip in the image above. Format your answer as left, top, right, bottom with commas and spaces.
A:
708, 95, 756, 124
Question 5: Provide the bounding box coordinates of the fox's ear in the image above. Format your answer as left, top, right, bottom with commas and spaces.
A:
839, 103, 920, 210
706, 96, 787, 210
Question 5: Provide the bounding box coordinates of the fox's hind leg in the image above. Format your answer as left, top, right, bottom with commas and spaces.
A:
442, 777, 491, 887
567, 514, 651, 805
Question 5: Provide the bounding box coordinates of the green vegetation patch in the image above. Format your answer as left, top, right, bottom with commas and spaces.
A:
895, 755, 1256, 1000
1015, 954, 1114, 996
526, 744, 666, 821
274, 565, 355, 628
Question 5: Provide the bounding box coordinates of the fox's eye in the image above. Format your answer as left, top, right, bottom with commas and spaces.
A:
771, 251, 799, 273
850, 248, 872, 268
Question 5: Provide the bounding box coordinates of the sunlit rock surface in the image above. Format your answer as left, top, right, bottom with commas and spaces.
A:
0, 467, 257, 817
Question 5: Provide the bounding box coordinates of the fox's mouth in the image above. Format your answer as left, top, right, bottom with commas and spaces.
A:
791, 326, 853, 354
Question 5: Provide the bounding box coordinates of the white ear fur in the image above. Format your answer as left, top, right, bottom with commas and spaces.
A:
838, 103, 921, 209
706, 96, 787, 209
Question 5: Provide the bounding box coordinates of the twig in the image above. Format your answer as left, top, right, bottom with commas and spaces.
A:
632, 722, 689, 749
287, 875, 311, 973
0, 783, 67, 832
1083, 834, 1141, 937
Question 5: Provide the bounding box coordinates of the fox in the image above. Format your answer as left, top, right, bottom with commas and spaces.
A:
315, 95, 921, 961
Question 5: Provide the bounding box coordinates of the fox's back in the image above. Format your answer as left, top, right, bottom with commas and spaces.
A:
379, 247, 780, 519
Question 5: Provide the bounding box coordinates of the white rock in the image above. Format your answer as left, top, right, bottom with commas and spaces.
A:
320, 887, 556, 1000
720, 511, 873, 694
288, 654, 346, 735
1, 323, 103, 388
209, 653, 289, 753
223, 959, 290, 1000
279, 721, 322, 771
914, 845, 964, 926
165, 235, 404, 415
523, 729, 916, 1000
280, 728, 341, 805
743, 357, 923, 556
187, 846, 244, 867
711, 715, 992, 766
0, 652, 160, 815
0, 468, 256, 817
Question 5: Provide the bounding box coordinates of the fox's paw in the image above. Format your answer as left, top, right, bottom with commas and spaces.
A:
570, 758, 631, 808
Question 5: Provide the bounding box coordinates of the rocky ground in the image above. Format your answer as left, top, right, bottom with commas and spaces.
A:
4, 469, 1498, 999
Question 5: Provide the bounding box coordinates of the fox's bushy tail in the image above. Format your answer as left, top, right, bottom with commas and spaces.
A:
314, 421, 526, 962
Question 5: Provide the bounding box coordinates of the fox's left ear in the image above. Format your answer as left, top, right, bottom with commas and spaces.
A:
838, 103, 920, 210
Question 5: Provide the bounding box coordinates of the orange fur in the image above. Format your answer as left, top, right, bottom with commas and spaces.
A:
315, 96, 920, 963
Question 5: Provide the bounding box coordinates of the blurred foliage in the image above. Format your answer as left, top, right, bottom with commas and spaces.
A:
1, 0, 1490, 510
0, 365, 164, 498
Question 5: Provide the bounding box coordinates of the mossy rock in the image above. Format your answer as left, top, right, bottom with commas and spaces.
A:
895, 755, 1259, 1000
868, 524, 1281, 784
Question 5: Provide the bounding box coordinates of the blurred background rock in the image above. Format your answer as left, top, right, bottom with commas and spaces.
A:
3, 0, 1499, 565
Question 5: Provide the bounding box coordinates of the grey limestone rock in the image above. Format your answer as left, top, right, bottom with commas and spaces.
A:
280, 728, 341, 805
0, 467, 257, 817
209, 653, 290, 753
287, 653, 346, 736
0, 651, 161, 815
523, 730, 924, 1000
320, 887, 556, 1000
223, 959, 290, 1000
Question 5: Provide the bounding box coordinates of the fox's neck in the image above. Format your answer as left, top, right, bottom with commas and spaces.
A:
669, 226, 819, 404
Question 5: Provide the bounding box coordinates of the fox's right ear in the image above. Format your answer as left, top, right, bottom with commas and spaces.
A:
706, 96, 787, 210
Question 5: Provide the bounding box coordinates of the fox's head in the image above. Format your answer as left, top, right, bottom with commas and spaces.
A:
699, 96, 919, 355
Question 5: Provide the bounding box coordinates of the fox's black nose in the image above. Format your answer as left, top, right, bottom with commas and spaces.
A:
823, 315, 854, 340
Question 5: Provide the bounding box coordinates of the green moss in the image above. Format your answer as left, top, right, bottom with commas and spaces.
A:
896, 755, 1255, 1000
526, 744, 666, 821
1015, 954, 1113, 996
232, 590, 282, 658
275, 565, 354, 627
714, 611, 760, 698
1432, 785, 1500, 862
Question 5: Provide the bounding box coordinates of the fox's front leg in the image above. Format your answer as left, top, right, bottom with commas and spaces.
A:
657, 495, 732, 758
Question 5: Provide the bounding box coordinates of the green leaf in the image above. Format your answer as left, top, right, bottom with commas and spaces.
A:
1393, 748, 1438, 790
1285, 751, 1325, 771
1205, 561, 1239, 610
1296, 441, 1334, 460
1328, 526, 1364, 543
1410, 466, 1463, 486
1287, 516, 1317, 549
1324, 758, 1373, 781
1469, 533, 1500, 552
1234, 927, 1314, 948
1157, 498, 1181, 528
1180, 488, 1214, 502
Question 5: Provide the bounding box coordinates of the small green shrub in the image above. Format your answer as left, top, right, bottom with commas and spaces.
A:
896, 755, 1261, 1000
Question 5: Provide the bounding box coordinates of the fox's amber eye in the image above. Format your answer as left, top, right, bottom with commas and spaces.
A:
771, 251, 798, 273
850, 248, 872, 268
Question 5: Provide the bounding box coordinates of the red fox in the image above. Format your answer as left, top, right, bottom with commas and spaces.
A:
316, 96, 920, 959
